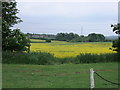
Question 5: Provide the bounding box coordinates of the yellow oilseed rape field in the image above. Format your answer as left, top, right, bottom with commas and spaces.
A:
30, 39, 115, 58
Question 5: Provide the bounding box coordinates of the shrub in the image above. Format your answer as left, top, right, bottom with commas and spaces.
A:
2, 51, 119, 65
46, 39, 51, 43
2, 51, 55, 65
74, 53, 118, 63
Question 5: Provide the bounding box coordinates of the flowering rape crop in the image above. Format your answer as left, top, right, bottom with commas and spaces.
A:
30, 39, 115, 58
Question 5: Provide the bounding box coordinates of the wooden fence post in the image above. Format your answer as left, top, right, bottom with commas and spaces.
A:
90, 68, 95, 90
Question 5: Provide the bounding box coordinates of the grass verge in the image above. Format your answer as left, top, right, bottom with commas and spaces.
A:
2, 63, 118, 88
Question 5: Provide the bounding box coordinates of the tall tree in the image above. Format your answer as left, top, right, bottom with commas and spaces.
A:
56, 32, 79, 41
111, 23, 120, 53
2, 0, 30, 52
88, 33, 105, 42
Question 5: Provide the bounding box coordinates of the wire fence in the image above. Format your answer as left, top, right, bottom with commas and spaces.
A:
94, 71, 120, 85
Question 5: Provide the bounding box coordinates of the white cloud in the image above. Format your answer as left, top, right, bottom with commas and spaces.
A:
15, 1, 118, 35
17, 2, 117, 18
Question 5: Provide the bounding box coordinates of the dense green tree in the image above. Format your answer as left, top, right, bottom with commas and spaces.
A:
56, 33, 66, 41
2, 0, 30, 52
71, 35, 88, 42
88, 33, 105, 42
56, 32, 105, 42
46, 39, 51, 43
111, 23, 120, 53
56, 32, 79, 41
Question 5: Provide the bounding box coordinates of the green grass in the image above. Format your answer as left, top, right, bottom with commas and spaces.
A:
3, 63, 119, 88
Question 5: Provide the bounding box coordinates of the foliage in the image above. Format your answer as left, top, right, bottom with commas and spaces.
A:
56, 32, 79, 41
74, 53, 118, 64
111, 23, 120, 53
2, 51, 118, 65
112, 39, 120, 53
46, 39, 51, 43
2, 51, 55, 65
71, 35, 89, 42
2, 1, 30, 52
88, 33, 105, 42
3, 29, 30, 52
56, 32, 105, 42
111, 23, 120, 34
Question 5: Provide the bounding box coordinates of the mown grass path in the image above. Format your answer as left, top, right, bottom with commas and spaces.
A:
3, 63, 118, 88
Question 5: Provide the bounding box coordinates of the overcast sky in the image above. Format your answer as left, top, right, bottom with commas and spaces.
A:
14, 0, 118, 36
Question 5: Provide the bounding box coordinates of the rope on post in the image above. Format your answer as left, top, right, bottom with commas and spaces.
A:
94, 71, 120, 85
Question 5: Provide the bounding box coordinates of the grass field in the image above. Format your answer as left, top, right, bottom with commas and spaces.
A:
30, 39, 115, 58
3, 63, 118, 88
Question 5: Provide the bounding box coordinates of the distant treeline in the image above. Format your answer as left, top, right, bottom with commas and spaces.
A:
56, 33, 106, 42
27, 33, 116, 42
27, 33, 56, 40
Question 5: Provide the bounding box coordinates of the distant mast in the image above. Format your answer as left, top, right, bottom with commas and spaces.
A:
81, 26, 83, 36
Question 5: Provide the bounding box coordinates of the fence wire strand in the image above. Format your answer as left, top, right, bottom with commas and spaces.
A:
94, 71, 120, 85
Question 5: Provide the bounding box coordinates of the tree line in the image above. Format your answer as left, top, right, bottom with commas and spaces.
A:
28, 32, 106, 42
56, 32, 105, 42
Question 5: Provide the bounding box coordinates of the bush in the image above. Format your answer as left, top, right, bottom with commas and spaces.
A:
2, 51, 55, 65
46, 39, 51, 43
2, 51, 119, 65
74, 53, 118, 63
